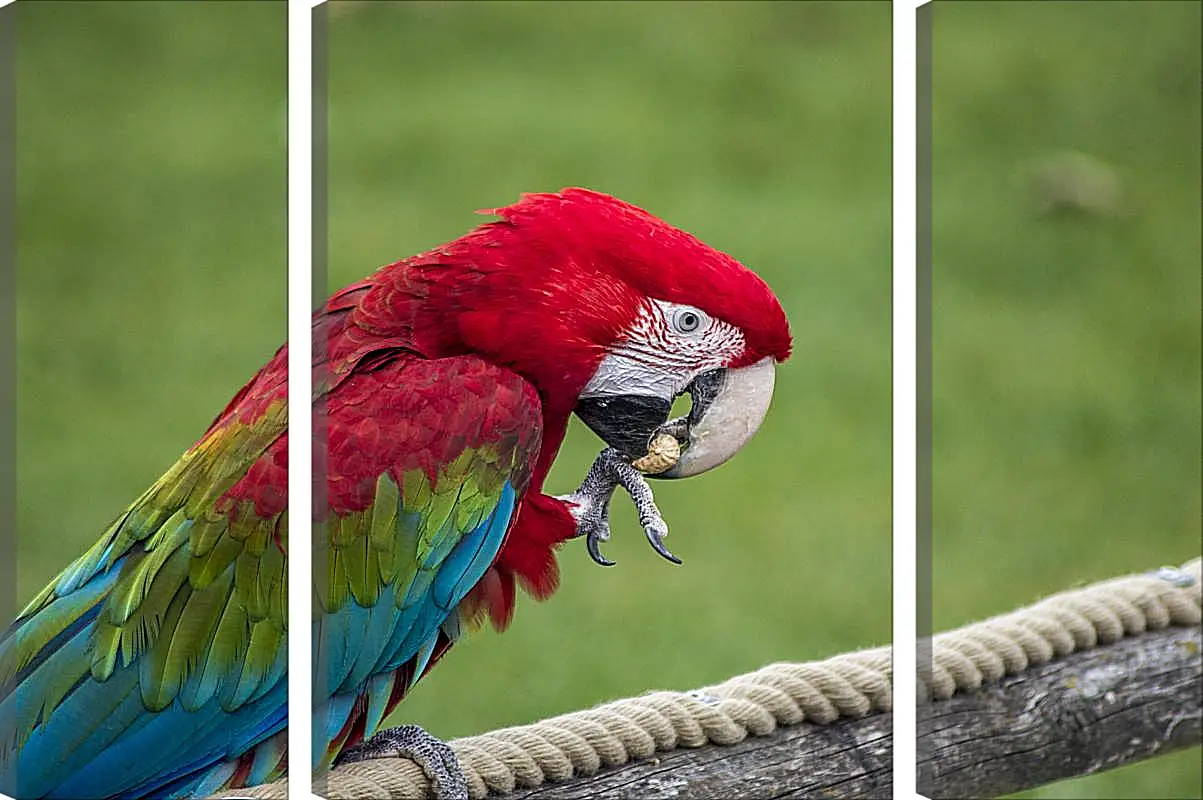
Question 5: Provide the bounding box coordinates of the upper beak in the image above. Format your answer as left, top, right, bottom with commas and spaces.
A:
574, 356, 777, 479
658, 357, 776, 478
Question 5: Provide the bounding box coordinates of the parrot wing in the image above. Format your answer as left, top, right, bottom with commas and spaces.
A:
0, 352, 290, 799
1, 311, 550, 794
314, 349, 544, 766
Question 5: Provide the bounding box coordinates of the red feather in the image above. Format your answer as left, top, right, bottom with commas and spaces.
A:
310, 188, 792, 632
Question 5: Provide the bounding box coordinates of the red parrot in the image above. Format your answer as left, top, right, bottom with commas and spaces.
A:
0, 188, 791, 799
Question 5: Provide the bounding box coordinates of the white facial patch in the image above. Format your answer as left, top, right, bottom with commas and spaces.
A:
580, 353, 684, 400
580, 299, 745, 401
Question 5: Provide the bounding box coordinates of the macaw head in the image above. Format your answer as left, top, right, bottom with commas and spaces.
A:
452, 188, 793, 481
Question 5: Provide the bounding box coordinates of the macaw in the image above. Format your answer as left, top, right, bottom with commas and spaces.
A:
0, 188, 792, 799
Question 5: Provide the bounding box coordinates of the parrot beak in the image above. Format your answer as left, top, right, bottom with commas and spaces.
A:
574, 357, 777, 478
656, 356, 776, 478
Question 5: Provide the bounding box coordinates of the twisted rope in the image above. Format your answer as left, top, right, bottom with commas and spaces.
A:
923, 558, 1201, 701
219, 557, 1201, 799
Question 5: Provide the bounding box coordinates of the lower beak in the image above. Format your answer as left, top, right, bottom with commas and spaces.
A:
574, 394, 672, 461
574, 357, 777, 478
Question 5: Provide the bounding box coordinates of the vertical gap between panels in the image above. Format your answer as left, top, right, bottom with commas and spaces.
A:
0, 24, 16, 800
287, 2, 315, 799
0, 0, 16, 640
310, 2, 330, 798
893, 1, 921, 798
915, 3, 935, 798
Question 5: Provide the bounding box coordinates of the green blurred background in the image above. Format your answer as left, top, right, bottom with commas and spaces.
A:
15, 5, 285, 610
13, 0, 1199, 798
932, 2, 1201, 798
327, 0, 892, 753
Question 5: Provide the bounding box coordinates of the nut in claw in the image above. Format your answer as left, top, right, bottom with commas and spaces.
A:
631, 432, 682, 475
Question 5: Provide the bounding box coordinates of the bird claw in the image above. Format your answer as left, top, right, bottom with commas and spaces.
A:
643, 518, 680, 565
336, 724, 468, 800
559, 471, 616, 567
586, 530, 616, 567
558, 448, 680, 566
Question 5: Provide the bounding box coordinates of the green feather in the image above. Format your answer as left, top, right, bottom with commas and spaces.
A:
400, 468, 430, 514
442, 449, 475, 485
185, 597, 250, 709
322, 548, 350, 613
90, 624, 121, 682
420, 484, 459, 550
341, 532, 378, 607
139, 585, 192, 712
251, 545, 285, 621
389, 511, 422, 609
271, 567, 288, 633
369, 475, 399, 553
0, 580, 108, 688
189, 533, 243, 588
224, 618, 282, 711
113, 543, 191, 672
165, 571, 236, 712
227, 501, 263, 544
106, 516, 189, 626
190, 514, 230, 559
337, 511, 365, 547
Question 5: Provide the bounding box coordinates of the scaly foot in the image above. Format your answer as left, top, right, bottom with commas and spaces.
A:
558, 448, 680, 567
337, 724, 468, 800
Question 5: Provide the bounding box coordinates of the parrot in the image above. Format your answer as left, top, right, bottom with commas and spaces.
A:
0, 188, 792, 799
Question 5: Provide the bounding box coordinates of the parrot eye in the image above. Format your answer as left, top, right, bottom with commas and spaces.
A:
672, 307, 708, 335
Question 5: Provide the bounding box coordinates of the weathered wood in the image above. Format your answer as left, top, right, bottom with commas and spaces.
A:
919, 625, 1202, 799
496, 711, 893, 800
489, 627, 1200, 800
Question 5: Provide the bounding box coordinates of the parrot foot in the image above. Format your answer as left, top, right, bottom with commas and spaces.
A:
558, 448, 680, 567
337, 724, 468, 800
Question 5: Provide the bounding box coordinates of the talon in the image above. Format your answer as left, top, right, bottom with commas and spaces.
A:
644, 526, 681, 565
587, 532, 616, 567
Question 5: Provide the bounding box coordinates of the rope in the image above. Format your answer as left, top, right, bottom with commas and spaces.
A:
216, 557, 1201, 799
924, 558, 1200, 701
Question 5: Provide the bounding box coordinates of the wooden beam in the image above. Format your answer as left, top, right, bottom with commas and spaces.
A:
496, 711, 892, 799
919, 626, 1202, 799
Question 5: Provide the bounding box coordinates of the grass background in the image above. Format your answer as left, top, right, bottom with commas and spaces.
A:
14, 6, 285, 636
931, 2, 1202, 798
17, 1, 1196, 798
